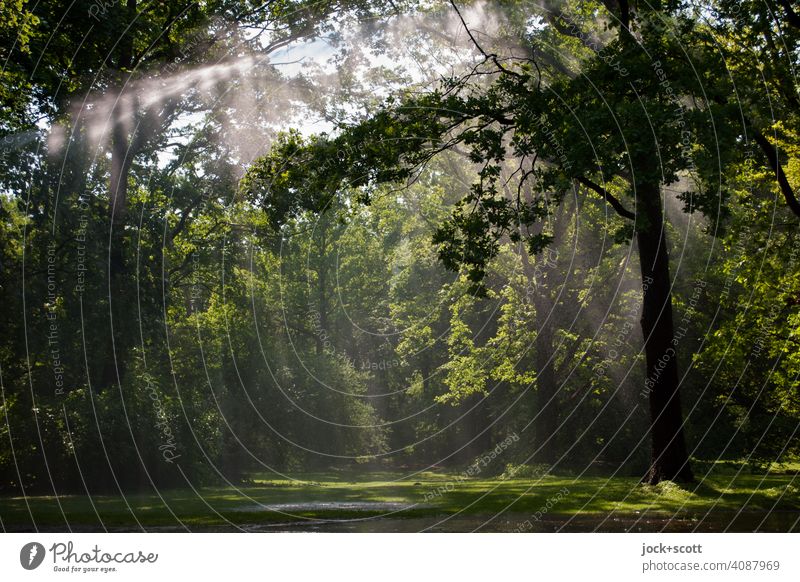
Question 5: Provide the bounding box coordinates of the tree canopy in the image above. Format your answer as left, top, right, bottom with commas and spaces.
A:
0, 0, 797, 495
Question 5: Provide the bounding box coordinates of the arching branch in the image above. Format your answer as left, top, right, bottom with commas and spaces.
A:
448, 0, 524, 79
753, 130, 800, 219
576, 176, 635, 220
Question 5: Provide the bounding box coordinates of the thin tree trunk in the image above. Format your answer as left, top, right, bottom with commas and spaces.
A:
464, 393, 492, 464
517, 192, 563, 465
520, 244, 558, 464
315, 224, 328, 356
533, 315, 558, 464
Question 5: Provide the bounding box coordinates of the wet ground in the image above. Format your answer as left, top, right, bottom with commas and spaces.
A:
229, 501, 414, 513
10, 509, 799, 532
5, 472, 798, 532
216, 500, 800, 532
239, 510, 800, 533
22, 509, 787, 533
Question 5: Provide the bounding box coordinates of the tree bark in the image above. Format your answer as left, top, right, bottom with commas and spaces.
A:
315, 222, 329, 356
516, 184, 563, 464
99, 133, 131, 391
635, 180, 693, 484
99, 1, 136, 391
533, 314, 558, 464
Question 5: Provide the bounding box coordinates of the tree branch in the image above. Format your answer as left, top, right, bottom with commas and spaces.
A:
775, 0, 800, 29
752, 129, 800, 219
576, 176, 635, 219
448, 0, 524, 79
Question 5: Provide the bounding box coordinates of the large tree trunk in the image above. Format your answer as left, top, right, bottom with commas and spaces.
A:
99, 17, 135, 392
109, 0, 135, 264
98, 130, 132, 392
635, 180, 693, 484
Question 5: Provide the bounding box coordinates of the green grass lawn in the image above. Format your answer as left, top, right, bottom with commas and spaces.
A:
1, 462, 798, 531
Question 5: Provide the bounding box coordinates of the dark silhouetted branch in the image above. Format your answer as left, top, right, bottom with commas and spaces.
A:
577, 176, 635, 219
753, 130, 800, 218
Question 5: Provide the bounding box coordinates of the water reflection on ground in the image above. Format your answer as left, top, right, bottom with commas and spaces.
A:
231, 501, 414, 513
244, 510, 799, 533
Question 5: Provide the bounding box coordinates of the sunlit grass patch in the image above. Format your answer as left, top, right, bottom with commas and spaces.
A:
1, 468, 797, 531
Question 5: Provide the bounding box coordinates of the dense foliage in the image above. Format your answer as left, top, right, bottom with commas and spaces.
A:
1, 0, 797, 493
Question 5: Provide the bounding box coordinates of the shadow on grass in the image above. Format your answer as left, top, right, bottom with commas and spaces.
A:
1, 470, 797, 531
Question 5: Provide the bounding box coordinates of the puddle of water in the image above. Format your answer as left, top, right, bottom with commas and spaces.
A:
15, 510, 798, 533
241, 510, 800, 533
230, 501, 414, 513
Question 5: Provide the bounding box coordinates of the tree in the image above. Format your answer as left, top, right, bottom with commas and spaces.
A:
0, 0, 408, 492
243, 0, 799, 483
710, 0, 800, 218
